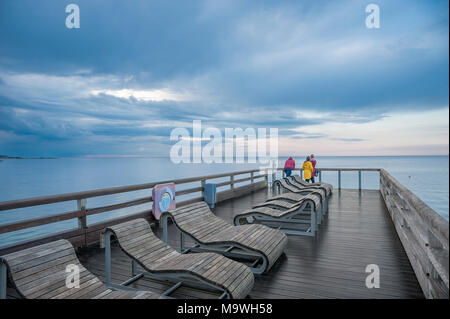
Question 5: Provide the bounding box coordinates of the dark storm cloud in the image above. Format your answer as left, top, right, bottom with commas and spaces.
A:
0, 0, 448, 156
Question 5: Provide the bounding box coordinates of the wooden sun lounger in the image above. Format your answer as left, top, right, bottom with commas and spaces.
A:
0, 239, 161, 299
273, 178, 329, 213
104, 218, 254, 299
290, 175, 333, 196
160, 202, 288, 275
233, 192, 322, 236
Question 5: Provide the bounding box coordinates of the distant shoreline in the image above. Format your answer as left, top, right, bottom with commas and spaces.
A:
0, 156, 58, 160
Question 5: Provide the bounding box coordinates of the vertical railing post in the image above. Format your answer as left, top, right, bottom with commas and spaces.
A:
77, 198, 87, 246
0, 262, 6, 299
104, 231, 112, 287
201, 179, 206, 198
319, 170, 322, 183
250, 171, 254, 184
230, 174, 234, 190
338, 171, 341, 190
264, 170, 269, 187
358, 171, 362, 191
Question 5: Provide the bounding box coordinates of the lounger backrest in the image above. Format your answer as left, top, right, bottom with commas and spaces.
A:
165, 202, 232, 240
267, 193, 320, 211
275, 179, 298, 192
271, 192, 312, 203
106, 218, 176, 268
0, 239, 99, 299
291, 176, 332, 195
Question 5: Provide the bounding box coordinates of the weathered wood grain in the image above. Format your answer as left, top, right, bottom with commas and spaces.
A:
106, 218, 254, 299
1, 239, 161, 299
380, 169, 448, 299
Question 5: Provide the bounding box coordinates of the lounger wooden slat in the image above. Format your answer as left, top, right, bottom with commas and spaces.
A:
0, 239, 162, 299
105, 218, 254, 299
290, 175, 333, 196
275, 178, 327, 202
161, 202, 288, 274
233, 191, 322, 237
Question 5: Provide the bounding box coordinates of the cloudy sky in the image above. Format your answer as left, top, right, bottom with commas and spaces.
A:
0, 0, 448, 157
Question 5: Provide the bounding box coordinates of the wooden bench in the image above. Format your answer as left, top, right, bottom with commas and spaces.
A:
0, 239, 161, 299
233, 192, 322, 237
104, 218, 254, 299
161, 202, 288, 275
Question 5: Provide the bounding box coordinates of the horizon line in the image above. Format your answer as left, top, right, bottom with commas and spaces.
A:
2, 154, 449, 159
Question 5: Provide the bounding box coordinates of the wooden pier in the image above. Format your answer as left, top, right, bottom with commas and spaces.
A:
0, 168, 448, 299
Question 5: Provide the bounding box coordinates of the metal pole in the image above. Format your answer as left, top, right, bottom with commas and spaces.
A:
338, 171, 341, 190
358, 171, 362, 190
0, 262, 6, 299
180, 232, 185, 251
131, 260, 137, 276
105, 231, 112, 287
319, 170, 322, 183
161, 215, 168, 243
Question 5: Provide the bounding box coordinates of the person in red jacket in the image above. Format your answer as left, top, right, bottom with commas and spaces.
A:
284, 157, 295, 177
310, 154, 317, 183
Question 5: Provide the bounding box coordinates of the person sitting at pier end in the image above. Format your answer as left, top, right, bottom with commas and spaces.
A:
302, 156, 314, 183
284, 157, 295, 177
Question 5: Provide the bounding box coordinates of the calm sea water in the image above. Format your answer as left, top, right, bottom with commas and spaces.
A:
0, 156, 448, 247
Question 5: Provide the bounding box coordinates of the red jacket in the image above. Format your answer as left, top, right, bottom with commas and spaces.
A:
284, 157, 295, 169
311, 158, 317, 175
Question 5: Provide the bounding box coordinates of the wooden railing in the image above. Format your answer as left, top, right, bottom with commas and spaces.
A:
276, 167, 381, 190
380, 169, 449, 299
0, 166, 448, 299
277, 167, 449, 298
0, 169, 268, 255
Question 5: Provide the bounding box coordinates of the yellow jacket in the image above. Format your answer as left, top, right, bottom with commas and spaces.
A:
302, 161, 313, 180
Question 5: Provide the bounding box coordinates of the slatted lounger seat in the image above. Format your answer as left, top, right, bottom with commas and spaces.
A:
264, 191, 325, 221
290, 175, 333, 196
233, 192, 322, 237
273, 178, 329, 214
104, 218, 254, 299
161, 202, 288, 275
274, 178, 326, 198
0, 239, 161, 299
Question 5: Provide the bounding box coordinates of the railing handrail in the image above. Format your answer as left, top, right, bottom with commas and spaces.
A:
277, 168, 381, 171
0, 168, 264, 211
0, 168, 269, 254
380, 169, 449, 245
379, 169, 448, 298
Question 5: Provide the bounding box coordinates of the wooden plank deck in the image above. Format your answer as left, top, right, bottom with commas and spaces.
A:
6, 188, 424, 299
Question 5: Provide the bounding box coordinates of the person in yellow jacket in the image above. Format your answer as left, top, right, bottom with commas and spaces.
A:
302, 156, 314, 183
